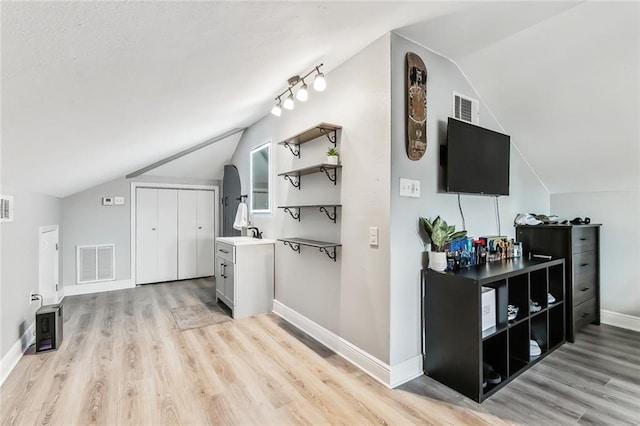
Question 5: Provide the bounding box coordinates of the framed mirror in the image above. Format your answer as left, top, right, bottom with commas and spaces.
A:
250, 141, 271, 214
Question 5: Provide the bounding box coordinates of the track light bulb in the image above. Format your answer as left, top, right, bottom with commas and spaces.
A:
283, 93, 295, 110
313, 72, 326, 92
271, 104, 282, 117
296, 82, 308, 102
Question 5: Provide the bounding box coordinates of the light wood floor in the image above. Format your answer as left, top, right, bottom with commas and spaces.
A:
1, 279, 638, 425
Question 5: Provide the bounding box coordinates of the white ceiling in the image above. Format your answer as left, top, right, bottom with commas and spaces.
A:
141, 130, 243, 181
2, 2, 637, 197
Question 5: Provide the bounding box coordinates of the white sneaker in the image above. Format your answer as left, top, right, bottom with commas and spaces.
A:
530, 340, 542, 359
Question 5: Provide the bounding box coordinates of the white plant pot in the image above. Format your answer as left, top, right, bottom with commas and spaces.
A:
429, 251, 447, 272
326, 155, 339, 165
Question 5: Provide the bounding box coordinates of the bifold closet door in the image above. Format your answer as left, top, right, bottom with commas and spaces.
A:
157, 189, 178, 282
136, 188, 178, 284
196, 190, 215, 277
178, 190, 198, 280
136, 188, 158, 285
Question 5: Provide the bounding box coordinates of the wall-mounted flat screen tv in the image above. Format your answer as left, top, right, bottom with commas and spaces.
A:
446, 117, 510, 196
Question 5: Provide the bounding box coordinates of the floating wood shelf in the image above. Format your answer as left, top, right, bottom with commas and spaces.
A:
278, 123, 342, 158
278, 238, 341, 261
278, 164, 342, 189
277, 205, 341, 223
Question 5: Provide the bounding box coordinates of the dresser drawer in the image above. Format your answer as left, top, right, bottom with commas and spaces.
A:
216, 242, 235, 263
574, 298, 597, 331
572, 251, 596, 304
572, 227, 596, 253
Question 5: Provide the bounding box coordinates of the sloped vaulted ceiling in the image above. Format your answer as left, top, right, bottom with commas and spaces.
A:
396, 1, 640, 194
2, 2, 637, 197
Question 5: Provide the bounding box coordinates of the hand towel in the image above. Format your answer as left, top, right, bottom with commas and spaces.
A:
233, 202, 248, 230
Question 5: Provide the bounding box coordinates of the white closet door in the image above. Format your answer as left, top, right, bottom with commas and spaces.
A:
136, 188, 158, 284
196, 190, 215, 277
157, 189, 178, 282
178, 190, 198, 279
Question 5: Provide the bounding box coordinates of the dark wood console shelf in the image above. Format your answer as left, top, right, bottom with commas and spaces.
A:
277, 204, 341, 223
278, 123, 341, 158
278, 238, 341, 262
423, 258, 566, 402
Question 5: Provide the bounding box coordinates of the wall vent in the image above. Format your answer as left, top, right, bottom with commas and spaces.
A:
0, 195, 14, 222
453, 92, 479, 124
77, 244, 115, 284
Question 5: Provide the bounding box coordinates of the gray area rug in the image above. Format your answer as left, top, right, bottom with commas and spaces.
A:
171, 302, 231, 331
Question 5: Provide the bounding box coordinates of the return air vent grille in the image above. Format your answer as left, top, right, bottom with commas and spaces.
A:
0, 195, 14, 222
77, 244, 115, 284
453, 92, 479, 124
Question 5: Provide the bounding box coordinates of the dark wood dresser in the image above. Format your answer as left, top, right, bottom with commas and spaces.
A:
516, 224, 601, 342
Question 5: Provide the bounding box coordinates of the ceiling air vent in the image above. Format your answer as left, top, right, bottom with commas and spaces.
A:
77, 244, 115, 284
453, 92, 479, 124
0, 195, 14, 223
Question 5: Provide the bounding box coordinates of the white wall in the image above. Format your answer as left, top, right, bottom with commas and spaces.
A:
231, 35, 392, 362
388, 33, 550, 366
551, 191, 640, 318
61, 175, 219, 289
0, 186, 62, 359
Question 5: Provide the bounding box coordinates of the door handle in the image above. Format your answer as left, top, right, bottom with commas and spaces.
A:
198, 226, 203, 230
580, 237, 587, 241
219, 249, 229, 253
580, 287, 590, 292
152, 228, 156, 231
581, 312, 589, 318
580, 263, 589, 267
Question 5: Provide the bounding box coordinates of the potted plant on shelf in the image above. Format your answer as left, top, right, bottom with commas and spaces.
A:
420, 216, 467, 272
326, 147, 339, 165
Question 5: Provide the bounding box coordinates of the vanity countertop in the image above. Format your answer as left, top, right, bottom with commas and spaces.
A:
216, 236, 276, 246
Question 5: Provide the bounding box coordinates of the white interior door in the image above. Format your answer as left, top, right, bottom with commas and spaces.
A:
178, 190, 198, 279
157, 189, 178, 282
136, 188, 158, 284
196, 190, 215, 277
38, 226, 59, 304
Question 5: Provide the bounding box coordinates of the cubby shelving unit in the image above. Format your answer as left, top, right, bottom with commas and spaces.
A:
277, 204, 341, 223
423, 258, 565, 402
277, 238, 341, 262
277, 123, 343, 263
277, 123, 341, 158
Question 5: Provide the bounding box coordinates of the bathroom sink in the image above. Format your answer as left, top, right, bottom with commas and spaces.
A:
216, 236, 275, 245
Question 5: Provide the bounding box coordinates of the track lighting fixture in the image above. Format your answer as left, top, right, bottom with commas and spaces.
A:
313, 67, 326, 92
283, 89, 295, 110
296, 79, 308, 102
271, 97, 282, 117
271, 63, 326, 117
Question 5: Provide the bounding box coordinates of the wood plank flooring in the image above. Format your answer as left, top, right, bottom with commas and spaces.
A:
1, 279, 638, 425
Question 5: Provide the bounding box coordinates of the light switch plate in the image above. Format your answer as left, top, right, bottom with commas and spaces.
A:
400, 178, 421, 198
102, 197, 113, 206
114, 196, 125, 206
369, 226, 379, 246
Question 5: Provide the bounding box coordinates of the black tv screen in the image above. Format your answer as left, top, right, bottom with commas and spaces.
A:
446, 118, 510, 196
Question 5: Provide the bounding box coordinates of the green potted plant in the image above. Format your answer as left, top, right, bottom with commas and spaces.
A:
326, 147, 339, 165
420, 216, 467, 271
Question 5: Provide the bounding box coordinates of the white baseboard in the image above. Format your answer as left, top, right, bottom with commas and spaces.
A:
601, 309, 640, 333
0, 322, 35, 387
272, 300, 422, 388
62, 279, 134, 297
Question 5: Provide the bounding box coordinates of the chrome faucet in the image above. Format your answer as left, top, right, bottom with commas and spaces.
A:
247, 226, 263, 239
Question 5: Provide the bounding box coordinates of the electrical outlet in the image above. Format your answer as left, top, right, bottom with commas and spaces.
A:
114, 196, 125, 206
369, 227, 379, 246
